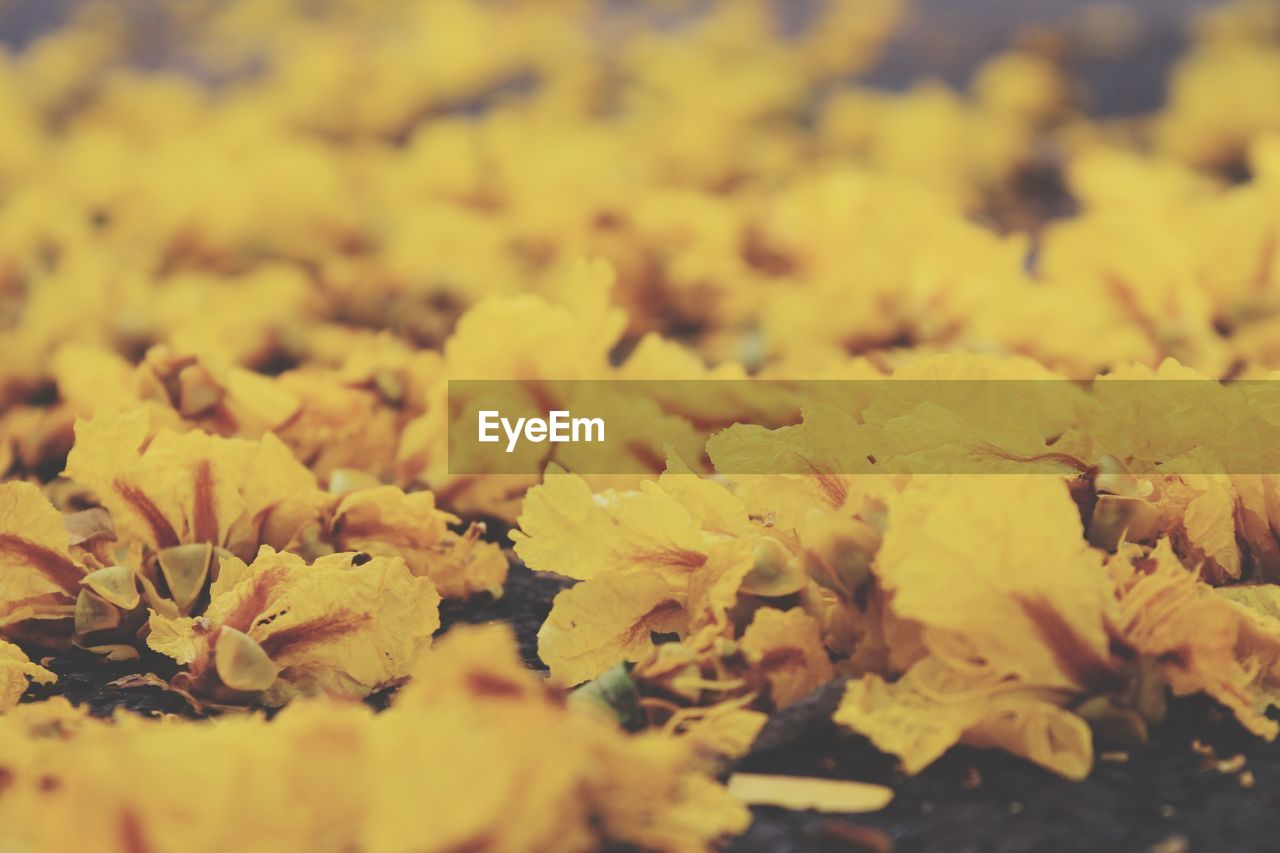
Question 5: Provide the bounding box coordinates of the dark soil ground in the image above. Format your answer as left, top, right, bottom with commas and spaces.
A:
735, 684, 1280, 853
437, 560, 572, 671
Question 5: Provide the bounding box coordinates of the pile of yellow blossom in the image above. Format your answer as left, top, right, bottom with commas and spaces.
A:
4, 0, 1280, 848
0, 625, 748, 851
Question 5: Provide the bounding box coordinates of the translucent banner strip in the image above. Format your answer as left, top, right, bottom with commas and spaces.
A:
446, 379, 1280, 475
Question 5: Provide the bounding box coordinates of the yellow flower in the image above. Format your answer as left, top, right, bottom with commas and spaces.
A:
0, 625, 748, 852
1114, 540, 1280, 740
835, 476, 1117, 779
324, 486, 506, 599
155, 547, 439, 708
64, 409, 325, 560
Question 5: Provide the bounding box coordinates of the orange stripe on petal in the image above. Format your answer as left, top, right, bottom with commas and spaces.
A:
114, 480, 181, 549
191, 459, 219, 545
0, 534, 84, 595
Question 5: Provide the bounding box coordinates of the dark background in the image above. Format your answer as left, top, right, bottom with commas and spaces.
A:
0, 0, 1225, 116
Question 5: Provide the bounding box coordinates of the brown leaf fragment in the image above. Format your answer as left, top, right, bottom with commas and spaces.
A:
106, 673, 172, 692
63, 508, 116, 548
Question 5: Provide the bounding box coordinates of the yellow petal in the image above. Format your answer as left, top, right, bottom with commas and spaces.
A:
727, 773, 893, 813
0, 639, 55, 710
835, 659, 1094, 780
512, 465, 711, 582
877, 475, 1113, 689
1116, 540, 1280, 739
146, 612, 200, 665
740, 607, 833, 708
0, 481, 85, 601
538, 571, 685, 686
